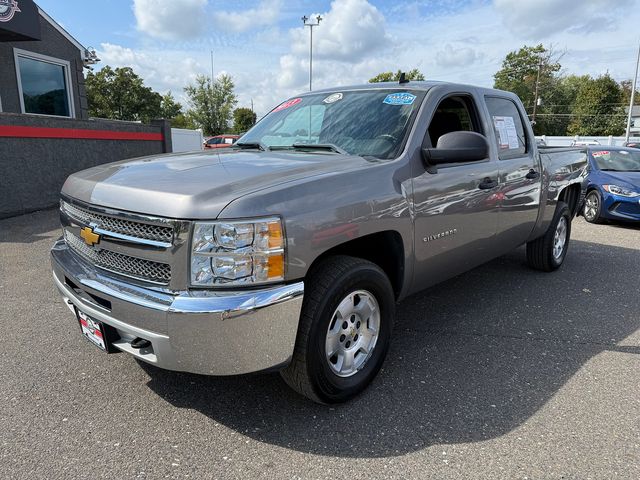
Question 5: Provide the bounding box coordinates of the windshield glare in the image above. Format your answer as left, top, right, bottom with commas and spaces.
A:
239, 90, 425, 159
591, 149, 640, 171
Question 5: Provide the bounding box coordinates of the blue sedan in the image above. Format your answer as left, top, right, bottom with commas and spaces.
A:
582, 146, 640, 223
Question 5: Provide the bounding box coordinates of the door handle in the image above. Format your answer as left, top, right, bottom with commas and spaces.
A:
525, 169, 540, 180
478, 177, 497, 190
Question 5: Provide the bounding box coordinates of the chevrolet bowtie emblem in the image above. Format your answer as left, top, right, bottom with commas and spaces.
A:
80, 226, 100, 246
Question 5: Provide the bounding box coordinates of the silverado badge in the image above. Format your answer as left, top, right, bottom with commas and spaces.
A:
80, 226, 100, 247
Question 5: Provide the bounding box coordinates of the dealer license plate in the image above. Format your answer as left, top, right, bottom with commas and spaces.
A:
77, 310, 107, 351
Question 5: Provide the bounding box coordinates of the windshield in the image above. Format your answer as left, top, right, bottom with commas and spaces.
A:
238, 89, 426, 159
591, 149, 640, 171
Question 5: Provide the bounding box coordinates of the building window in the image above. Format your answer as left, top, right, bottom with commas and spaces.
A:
14, 49, 74, 117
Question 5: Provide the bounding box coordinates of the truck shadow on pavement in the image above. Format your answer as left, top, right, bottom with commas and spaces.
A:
140, 240, 640, 458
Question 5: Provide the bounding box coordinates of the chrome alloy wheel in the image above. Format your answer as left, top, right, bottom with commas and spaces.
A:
325, 290, 380, 378
553, 216, 568, 260
583, 193, 599, 221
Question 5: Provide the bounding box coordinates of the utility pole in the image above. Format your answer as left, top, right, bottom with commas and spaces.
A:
302, 15, 322, 91
625, 41, 640, 143
532, 62, 543, 126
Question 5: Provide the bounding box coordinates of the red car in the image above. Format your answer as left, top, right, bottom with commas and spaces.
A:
204, 134, 240, 149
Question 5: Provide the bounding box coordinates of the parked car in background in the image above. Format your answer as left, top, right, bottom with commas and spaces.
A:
623, 141, 640, 149
571, 139, 601, 147
204, 134, 240, 149
582, 146, 640, 223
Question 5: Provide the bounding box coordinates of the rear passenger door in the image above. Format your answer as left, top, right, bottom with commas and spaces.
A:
484, 96, 541, 249
412, 90, 501, 290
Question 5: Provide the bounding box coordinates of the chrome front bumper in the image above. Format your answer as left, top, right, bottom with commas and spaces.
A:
51, 238, 304, 375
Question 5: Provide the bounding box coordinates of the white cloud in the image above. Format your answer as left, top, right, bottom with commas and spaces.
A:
435, 44, 481, 68
213, 0, 282, 33
290, 0, 390, 62
133, 0, 208, 40
98, 43, 203, 97
494, 0, 633, 39
272, 0, 391, 95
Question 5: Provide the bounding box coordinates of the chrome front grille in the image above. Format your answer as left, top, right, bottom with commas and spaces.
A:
64, 231, 172, 285
61, 201, 174, 244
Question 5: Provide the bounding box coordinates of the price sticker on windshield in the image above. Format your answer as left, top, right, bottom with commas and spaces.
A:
383, 92, 416, 105
273, 98, 302, 112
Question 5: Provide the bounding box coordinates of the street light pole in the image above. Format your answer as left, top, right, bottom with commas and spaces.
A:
302, 15, 322, 91
625, 41, 640, 143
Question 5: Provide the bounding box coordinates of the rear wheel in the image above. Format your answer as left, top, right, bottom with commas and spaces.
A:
280, 256, 394, 404
526, 201, 571, 272
583, 190, 603, 224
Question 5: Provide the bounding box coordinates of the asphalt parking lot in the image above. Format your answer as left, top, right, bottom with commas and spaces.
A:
1, 209, 638, 479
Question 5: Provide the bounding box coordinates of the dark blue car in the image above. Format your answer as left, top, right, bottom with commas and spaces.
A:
582, 146, 640, 223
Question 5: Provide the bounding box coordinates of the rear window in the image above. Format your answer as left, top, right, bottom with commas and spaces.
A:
485, 96, 528, 159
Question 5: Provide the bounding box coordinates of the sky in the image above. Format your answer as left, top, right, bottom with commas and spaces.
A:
37, 0, 640, 117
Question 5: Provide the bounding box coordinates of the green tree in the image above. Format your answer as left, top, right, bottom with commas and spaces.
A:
232, 107, 257, 134
567, 74, 625, 136
620, 79, 640, 106
184, 74, 237, 136
493, 44, 565, 134
368, 68, 425, 83
159, 92, 183, 120
170, 113, 197, 130
86, 66, 164, 123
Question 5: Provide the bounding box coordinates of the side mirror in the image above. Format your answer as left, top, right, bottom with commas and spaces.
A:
422, 131, 489, 169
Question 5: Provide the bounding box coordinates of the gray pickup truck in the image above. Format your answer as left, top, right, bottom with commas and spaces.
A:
51, 81, 587, 403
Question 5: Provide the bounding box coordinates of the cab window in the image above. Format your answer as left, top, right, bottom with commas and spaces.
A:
485, 96, 528, 159
427, 96, 482, 147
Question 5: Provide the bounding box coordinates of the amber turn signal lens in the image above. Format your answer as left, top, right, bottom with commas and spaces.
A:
268, 222, 283, 248
267, 253, 284, 279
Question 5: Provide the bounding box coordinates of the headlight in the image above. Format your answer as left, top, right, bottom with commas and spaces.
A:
603, 185, 640, 197
190, 217, 284, 286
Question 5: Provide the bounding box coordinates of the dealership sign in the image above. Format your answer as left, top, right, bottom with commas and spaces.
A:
0, 0, 21, 22
0, 0, 40, 41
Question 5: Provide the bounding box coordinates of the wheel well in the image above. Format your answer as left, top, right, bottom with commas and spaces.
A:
309, 231, 405, 299
558, 184, 581, 217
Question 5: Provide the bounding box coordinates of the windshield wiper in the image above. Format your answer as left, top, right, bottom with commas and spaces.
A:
291, 143, 348, 154
234, 141, 269, 151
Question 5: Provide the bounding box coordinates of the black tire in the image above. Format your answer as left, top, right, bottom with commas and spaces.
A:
280, 255, 395, 404
583, 190, 603, 224
526, 201, 571, 272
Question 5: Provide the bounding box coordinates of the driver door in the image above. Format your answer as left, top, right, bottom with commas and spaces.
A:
412, 91, 500, 290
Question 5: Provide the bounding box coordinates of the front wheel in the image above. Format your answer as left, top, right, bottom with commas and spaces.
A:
583, 190, 603, 224
526, 201, 572, 272
280, 256, 395, 404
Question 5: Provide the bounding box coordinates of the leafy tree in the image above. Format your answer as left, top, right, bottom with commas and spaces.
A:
493, 44, 568, 135
160, 92, 183, 120
494, 44, 561, 108
368, 68, 425, 83
232, 107, 257, 134
184, 74, 237, 136
620, 79, 640, 106
86, 66, 164, 123
567, 74, 625, 136
171, 113, 197, 130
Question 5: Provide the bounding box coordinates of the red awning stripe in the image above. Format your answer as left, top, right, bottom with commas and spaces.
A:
0, 125, 163, 141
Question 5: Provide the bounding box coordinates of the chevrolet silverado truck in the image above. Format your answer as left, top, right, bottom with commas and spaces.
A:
51, 81, 587, 403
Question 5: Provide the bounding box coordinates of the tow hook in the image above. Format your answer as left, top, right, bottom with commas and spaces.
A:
130, 337, 151, 349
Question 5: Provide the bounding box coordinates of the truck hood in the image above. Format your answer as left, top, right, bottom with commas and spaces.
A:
62, 149, 371, 219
